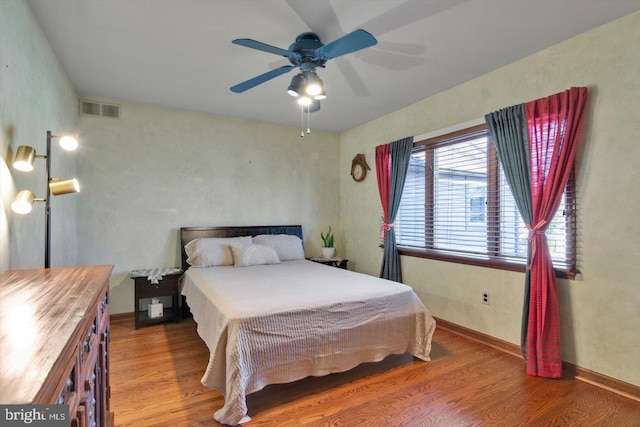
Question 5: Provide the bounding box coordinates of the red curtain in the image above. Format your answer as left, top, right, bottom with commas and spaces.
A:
524, 87, 588, 377
376, 144, 391, 237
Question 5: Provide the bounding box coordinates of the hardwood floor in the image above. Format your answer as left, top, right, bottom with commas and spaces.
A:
109, 318, 640, 426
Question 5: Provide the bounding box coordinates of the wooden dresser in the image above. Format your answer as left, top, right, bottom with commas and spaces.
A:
0, 265, 114, 427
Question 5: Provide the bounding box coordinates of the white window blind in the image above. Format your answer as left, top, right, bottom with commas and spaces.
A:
396, 124, 576, 274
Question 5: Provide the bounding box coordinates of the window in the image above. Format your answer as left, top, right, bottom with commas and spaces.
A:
396, 124, 577, 278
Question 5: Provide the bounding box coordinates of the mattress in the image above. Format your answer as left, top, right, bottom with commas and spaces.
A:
181, 259, 436, 425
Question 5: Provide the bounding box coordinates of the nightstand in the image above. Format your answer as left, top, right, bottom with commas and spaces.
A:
308, 257, 349, 269
131, 268, 183, 329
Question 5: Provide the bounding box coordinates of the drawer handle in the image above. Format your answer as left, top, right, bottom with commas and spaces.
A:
83, 323, 96, 353
83, 337, 92, 353
100, 295, 108, 314
84, 373, 96, 392
57, 377, 74, 404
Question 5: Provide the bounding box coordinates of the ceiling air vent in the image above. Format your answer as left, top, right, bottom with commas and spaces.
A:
80, 100, 101, 116
101, 103, 120, 118
79, 99, 121, 119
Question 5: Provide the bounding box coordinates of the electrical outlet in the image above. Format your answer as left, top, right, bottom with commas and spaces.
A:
482, 292, 490, 305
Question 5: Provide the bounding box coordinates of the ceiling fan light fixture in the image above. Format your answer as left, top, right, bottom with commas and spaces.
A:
309, 100, 321, 113
297, 95, 312, 106
287, 74, 305, 97
313, 85, 326, 100
304, 72, 323, 96
306, 82, 322, 96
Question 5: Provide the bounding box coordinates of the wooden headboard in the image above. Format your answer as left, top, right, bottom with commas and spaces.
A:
180, 225, 303, 271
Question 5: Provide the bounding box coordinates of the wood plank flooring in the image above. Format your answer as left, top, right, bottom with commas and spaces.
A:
109, 318, 640, 426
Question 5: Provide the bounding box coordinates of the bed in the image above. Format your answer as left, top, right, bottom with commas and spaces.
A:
180, 225, 436, 425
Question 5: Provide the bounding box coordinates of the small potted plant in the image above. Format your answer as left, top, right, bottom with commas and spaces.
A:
321, 226, 336, 259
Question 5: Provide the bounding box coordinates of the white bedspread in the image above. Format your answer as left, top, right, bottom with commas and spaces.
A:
181, 260, 436, 425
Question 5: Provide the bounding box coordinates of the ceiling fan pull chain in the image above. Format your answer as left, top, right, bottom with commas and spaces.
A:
307, 104, 311, 135
300, 104, 304, 138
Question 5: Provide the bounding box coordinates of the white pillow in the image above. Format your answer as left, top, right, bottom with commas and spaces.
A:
252, 234, 305, 260
185, 236, 252, 267
229, 243, 281, 268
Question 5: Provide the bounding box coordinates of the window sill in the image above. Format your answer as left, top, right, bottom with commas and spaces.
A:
396, 246, 577, 280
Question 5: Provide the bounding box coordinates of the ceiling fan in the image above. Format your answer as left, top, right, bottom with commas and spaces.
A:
230, 30, 377, 113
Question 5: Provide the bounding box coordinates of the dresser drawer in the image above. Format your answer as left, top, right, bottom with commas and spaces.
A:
54, 347, 80, 423
98, 290, 110, 335
55, 356, 77, 405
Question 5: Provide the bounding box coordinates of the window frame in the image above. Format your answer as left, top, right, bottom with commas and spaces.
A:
396, 123, 578, 280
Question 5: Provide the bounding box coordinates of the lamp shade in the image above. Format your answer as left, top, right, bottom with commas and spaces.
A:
287, 74, 305, 97
309, 100, 321, 113
12, 190, 36, 214
13, 146, 36, 172
304, 72, 323, 96
313, 85, 326, 100
49, 178, 80, 196
59, 133, 78, 151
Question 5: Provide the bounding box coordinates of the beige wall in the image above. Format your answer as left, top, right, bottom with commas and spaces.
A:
3, 0, 638, 388
76, 101, 341, 314
0, 0, 78, 270
340, 12, 640, 386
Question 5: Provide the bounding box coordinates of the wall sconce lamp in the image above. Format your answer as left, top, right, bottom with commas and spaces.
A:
11, 131, 80, 268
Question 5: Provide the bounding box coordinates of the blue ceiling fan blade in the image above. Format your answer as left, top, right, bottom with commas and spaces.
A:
232, 38, 298, 59
230, 65, 295, 93
316, 29, 377, 60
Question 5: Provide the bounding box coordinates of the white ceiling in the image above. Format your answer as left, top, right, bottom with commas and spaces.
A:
28, 0, 639, 133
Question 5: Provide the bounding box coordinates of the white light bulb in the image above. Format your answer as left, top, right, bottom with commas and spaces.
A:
13, 160, 34, 172
297, 96, 312, 106
12, 200, 32, 214
59, 134, 78, 151
306, 84, 321, 96
11, 191, 35, 214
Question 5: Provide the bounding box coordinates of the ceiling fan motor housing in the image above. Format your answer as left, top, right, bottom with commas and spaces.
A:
288, 32, 327, 67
